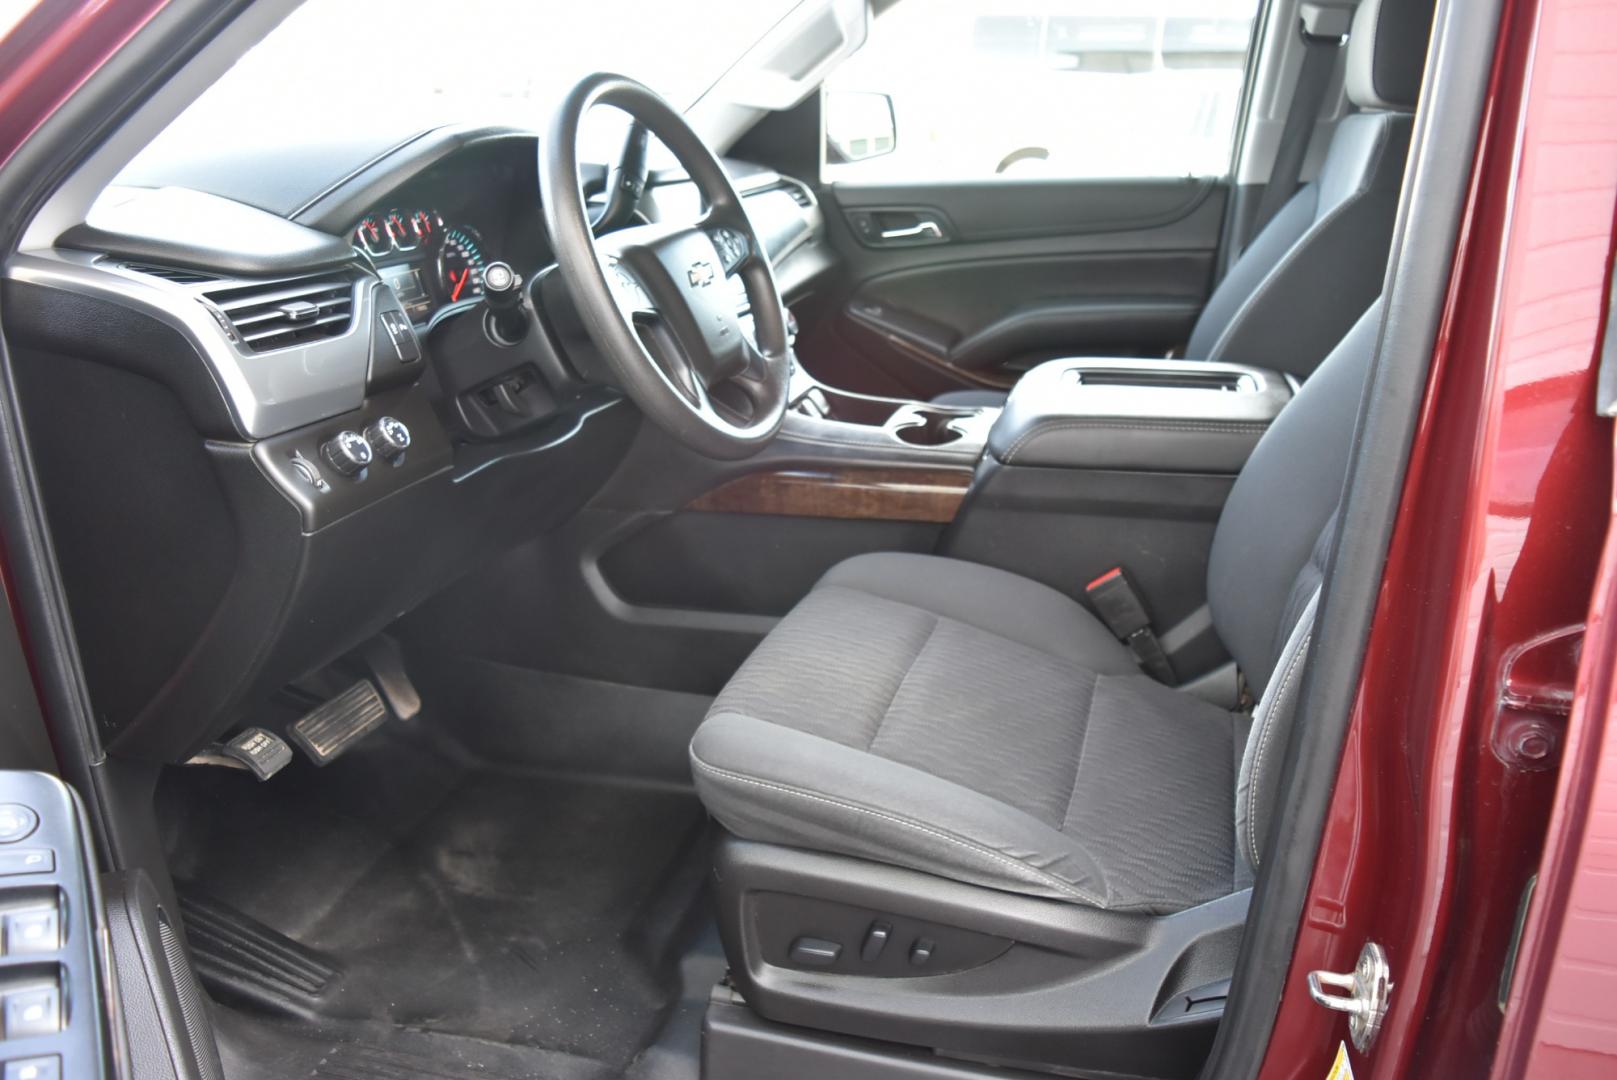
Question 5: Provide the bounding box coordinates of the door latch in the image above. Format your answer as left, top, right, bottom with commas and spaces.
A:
1308, 941, 1392, 1052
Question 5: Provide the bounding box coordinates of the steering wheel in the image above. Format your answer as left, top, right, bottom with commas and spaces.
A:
542, 74, 791, 459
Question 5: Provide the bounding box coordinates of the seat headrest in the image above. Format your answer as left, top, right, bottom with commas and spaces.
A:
1344, 0, 1438, 112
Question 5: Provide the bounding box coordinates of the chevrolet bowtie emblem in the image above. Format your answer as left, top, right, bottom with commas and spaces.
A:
687, 260, 715, 287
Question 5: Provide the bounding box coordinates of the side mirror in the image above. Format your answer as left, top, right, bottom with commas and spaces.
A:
824, 90, 896, 164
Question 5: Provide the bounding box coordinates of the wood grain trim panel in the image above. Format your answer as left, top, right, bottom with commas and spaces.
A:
686, 465, 974, 523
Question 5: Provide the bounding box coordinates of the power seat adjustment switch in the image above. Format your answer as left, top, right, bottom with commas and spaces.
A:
860, 921, 891, 962
788, 937, 841, 968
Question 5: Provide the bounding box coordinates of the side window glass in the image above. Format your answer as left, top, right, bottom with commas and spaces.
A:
822, 1, 1259, 183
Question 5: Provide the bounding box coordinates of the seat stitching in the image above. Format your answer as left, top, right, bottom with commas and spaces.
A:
1245, 630, 1313, 868
868, 614, 939, 753
1003, 420, 1270, 464
816, 584, 1117, 670
1057, 673, 1101, 835
690, 751, 1109, 907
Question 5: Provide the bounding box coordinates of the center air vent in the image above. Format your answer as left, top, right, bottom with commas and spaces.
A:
204, 275, 355, 353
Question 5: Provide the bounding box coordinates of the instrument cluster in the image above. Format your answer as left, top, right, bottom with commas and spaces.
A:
353, 207, 490, 324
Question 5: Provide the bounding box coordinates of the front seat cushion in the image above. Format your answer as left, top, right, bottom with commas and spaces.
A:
690, 553, 1248, 915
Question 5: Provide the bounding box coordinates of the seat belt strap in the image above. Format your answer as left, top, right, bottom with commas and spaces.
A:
1244, 4, 1352, 247
1085, 567, 1176, 685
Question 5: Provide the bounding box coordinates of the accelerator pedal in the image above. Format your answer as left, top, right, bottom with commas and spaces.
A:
177, 890, 342, 1016
287, 679, 388, 766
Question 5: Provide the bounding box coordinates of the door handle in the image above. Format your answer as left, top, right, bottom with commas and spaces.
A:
880, 220, 944, 241
843, 208, 952, 247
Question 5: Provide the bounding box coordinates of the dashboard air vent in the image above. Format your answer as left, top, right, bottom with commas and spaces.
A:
779, 181, 814, 209
123, 263, 219, 285
204, 275, 355, 352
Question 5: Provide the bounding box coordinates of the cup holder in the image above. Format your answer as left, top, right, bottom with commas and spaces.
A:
891, 409, 966, 446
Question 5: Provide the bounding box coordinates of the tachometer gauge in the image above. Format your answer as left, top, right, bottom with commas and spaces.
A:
355, 215, 391, 258
384, 209, 416, 252
437, 227, 487, 304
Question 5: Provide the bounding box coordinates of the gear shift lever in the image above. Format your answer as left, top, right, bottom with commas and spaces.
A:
482, 260, 526, 345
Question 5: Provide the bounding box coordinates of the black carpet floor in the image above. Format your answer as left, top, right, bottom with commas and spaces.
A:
158, 693, 716, 1080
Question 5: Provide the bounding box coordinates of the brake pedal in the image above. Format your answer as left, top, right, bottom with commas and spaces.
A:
359, 635, 420, 721
287, 679, 388, 766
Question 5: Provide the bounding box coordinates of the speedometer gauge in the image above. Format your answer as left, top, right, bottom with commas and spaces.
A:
437, 227, 487, 304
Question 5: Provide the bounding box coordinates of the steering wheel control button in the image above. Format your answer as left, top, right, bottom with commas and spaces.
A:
0, 807, 37, 845
319, 430, 373, 478
0, 851, 52, 878
710, 226, 747, 270
364, 417, 412, 462
860, 922, 891, 962
788, 937, 841, 968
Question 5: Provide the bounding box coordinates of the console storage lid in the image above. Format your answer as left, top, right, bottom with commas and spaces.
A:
987, 358, 1293, 474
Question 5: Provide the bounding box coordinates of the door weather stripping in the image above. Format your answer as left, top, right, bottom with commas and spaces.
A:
1307, 941, 1392, 1052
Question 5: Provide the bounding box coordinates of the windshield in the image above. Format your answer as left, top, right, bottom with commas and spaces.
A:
123, 0, 800, 177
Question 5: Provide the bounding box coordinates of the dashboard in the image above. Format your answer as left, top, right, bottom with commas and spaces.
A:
330, 133, 556, 329
3, 123, 832, 765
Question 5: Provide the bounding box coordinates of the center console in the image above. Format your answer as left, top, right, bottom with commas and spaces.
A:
986, 357, 1294, 473
935, 356, 1294, 689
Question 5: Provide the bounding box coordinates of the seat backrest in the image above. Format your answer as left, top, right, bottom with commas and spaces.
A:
1213, 299, 1384, 875
1184, 0, 1435, 377
1206, 301, 1380, 699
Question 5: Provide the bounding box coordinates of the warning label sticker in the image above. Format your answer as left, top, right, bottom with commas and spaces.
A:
1326, 1042, 1356, 1080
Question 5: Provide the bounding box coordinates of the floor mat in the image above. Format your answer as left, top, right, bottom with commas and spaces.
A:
161, 725, 712, 1076
211, 1006, 614, 1080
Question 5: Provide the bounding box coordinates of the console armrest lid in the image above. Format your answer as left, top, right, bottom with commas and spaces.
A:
988, 358, 1293, 474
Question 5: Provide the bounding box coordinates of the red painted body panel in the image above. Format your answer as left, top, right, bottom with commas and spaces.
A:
0, 0, 169, 170
1257, 0, 1617, 1076
1493, 424, 1617, 1076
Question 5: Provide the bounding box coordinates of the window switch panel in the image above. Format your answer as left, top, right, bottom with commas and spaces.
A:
3, 983, 61, 1040
3, 907, 59, 956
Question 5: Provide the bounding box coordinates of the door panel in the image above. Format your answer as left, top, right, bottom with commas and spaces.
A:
797, 177, 1227, 398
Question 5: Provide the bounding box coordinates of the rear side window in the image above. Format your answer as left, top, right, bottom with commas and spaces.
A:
822, 0, 1259, 183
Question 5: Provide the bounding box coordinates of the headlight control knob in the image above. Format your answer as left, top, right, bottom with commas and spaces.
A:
320, 429, 373, 477
364, 416, 412, 461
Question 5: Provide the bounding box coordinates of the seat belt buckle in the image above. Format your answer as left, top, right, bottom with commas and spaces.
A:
1085, 568, 1177, 684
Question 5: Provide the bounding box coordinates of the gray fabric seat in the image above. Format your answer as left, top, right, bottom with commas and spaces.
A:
933, 0, 1432, 409
692, 303, 1383, 914
692, 554, 1250, 913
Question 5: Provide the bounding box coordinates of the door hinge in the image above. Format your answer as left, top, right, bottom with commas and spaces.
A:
1308, 941, 1393, 1052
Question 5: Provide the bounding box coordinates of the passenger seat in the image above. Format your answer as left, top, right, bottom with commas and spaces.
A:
934, 0, 1434, 407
